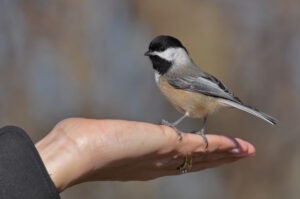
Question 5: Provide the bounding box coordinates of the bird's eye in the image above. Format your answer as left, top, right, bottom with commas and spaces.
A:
159, 47, 165, 51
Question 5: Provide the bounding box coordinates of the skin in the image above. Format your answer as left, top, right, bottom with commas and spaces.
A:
35, 118, 255, 192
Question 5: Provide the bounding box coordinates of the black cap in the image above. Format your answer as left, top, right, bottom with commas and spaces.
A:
146, 35, 187, 54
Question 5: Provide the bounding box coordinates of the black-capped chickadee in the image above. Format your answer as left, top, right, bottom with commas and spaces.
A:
145, 35, 277, 146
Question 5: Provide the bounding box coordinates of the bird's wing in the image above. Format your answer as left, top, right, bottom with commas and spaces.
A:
167, 71, 277, 125
167, 72, 242, 103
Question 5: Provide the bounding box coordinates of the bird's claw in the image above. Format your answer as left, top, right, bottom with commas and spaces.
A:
161, 119, 172, 126
195, 128, 208, 149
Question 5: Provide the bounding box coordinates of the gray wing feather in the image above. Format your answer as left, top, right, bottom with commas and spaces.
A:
168, 73, 241, 103
167, 67, 277, 125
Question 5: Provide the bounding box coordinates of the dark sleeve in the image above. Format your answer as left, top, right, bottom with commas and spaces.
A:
0, 126, 61, 199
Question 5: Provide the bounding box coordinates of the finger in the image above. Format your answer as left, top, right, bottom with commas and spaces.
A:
176, 133, 255, 155
160, 156, 245, 177
160, 149, 252, 171
190, 156, 243, 172
192, 150, 253, 163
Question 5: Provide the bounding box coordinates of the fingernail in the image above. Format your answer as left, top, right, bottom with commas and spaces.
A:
229, 148, 241, 154
229, 148, 254, 157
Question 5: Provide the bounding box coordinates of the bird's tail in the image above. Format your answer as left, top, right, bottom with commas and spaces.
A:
218, 99, 277, 125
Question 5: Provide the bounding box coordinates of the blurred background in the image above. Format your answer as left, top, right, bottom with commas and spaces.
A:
0, 0, 299, 198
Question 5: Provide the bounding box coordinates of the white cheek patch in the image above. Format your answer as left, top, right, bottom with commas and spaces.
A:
152, 48, 190, 66
153, 48, 177, 61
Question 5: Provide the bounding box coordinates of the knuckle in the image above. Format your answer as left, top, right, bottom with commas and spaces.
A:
159, 125, 176, 140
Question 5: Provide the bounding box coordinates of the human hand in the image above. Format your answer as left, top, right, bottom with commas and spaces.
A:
35, 118, 255, 192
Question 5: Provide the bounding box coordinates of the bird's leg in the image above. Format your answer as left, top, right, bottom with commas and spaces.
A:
195, 117, 209, 149
161, 112, 189, 141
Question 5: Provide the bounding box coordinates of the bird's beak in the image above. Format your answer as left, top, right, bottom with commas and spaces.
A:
144, 51, 151, 56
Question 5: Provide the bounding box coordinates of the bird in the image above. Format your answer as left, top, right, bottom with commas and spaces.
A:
144, 35, 277, 147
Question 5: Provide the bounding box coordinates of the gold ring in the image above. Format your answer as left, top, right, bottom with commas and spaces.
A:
177, 155, 192, 174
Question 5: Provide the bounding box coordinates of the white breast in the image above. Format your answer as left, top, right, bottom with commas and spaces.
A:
154, 71, 161, 84
155, 74, 221, 118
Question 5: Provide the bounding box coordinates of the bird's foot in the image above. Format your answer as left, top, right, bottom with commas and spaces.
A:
161, 119, 183, 141
194, 128, 208, 150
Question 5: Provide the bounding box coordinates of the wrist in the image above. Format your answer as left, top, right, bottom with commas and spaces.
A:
35, 122, 88, 192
